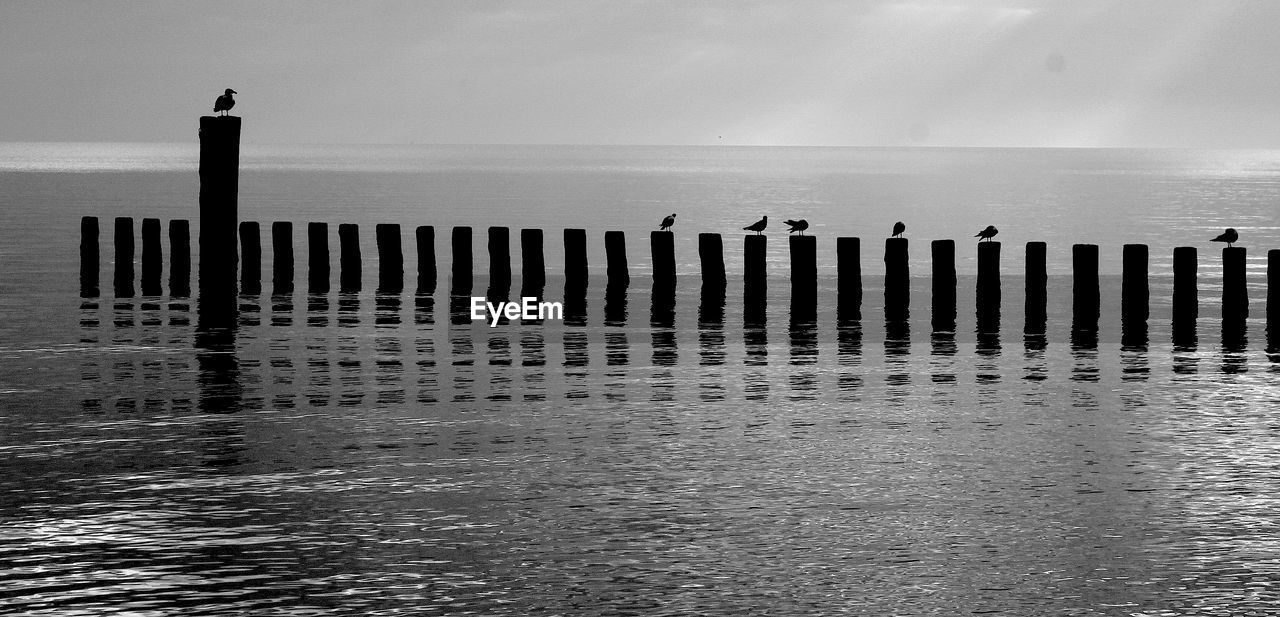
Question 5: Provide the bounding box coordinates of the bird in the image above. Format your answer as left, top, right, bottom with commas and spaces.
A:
214, 88, 237, 116
891, 221, 906, 238
975, 225, 998, 242
784, 219, 809, 235
659, 213, 676, 231
743, 216, 768, 235
1211, 228, 1239, 247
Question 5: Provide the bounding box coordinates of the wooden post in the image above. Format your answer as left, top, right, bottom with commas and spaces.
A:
744, 235, 767, 323
197, 115, 240, 286
789, 235, 816, 321
416, 225, 436, 294
376, 223, 403, 293
1072, 244, 1099, 324
140, 218, 162, 296
80, 216, 99, 297
238, 221, 260, 295
271, 222, 293, 295
169, 220, 190, 298
976, 241, 1000, 313
487, 226, 511, 290
605, 230, 629, 286
698, 233, 725, 286
931, 239, 955, 331
308, 222, 330, 294
884, 237, 909, 321
1172, 246, 1197, 324
1121, 244, 1148, 324
451, 226, 472, 295
651, 231, 676, 285
521, 228, 546, 291
338, 223, 360, 293
1222, 246, 1248, 320
1268, 249, 1279, 339
113, 216, 134, 298
564, 228, 588, 287
837, 237, 861, 321
1024, 242, 1047, 333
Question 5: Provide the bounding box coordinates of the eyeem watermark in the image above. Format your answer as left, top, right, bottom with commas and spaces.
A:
471, 297, 563, 327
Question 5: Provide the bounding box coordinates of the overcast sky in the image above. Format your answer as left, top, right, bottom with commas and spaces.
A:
3, 0, 1279, 147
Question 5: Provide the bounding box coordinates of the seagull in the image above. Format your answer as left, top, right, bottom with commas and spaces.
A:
891, 221, 906, 238
975, 225, 999, 242
659, 213, 676, 231
743, 216, 768, 235
1211, 228, 1239, 248
214, 89, 237, 116
784, 219, 809, 235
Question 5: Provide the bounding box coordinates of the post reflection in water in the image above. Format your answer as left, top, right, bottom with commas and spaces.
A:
1070, 315, 1100, 384
520, 329, 547, 402
1221, 319, 1248, 375
195, 279, 241, 414
604, 281, 629, 402
884, 315, 910, 398
1120, 316, 1149, 384
1268, 327, 1280, 369
787, 316, 818, 401
974, 308, 1000, 387
650, 281, 678, 402
743, 322, 768, 401
930, 331, 957, 386
836, 321, 863, 398
698, 284, 727, 401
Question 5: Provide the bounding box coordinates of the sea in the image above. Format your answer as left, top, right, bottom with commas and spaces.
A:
2, 143, 1279, 615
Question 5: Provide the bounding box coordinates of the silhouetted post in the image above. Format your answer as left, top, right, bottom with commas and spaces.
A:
308, 222, 330, 294
698, 233, 725, 286
113, 216, 134, 298
488, 226, 511, 290
1172, 246, 1197, 323
1072, 244, 1099, 324
451, 226, 472, 295
564, 228, 588, 287
376, 224, 403, 293
605, 231, 629, 286
198, 115, 240, 283
884, 237, 909, 321
80, 216, 99, 297
1269, 249, 1279, 338
651, 231, 676, 286
521, 228, 546, 291
744, 235, 767, 323
837, 237, 861, 321
976, 240, 1000, 312
338, 223, 361, 293
1024, 242, 1047, 332
1222, 246, 1248, 320
1121, 244, 1148, 324
238, 221, 260, 294
416, 226, 436, 294
931, 239, 955, 331
789, 235, 816, 321
169, 220, 191, 297
271, 222, 293, 295
140, 218, 162, 296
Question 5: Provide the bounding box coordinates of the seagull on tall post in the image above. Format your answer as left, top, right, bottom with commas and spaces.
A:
784, 219, 809, 235
659, 213, 676, 232
891, 221, 906, 238
1211, 228, 1239, 248
743, 216, 768, 235
214, 89, 237, 116
975, 225, 999, 242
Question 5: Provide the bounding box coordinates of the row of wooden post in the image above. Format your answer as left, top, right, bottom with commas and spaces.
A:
82, 216, 1278, 328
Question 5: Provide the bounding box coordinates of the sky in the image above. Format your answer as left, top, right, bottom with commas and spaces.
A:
3, 0, 1280, 147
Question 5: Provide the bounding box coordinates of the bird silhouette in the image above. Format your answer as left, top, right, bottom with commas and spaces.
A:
784, 219, 809, 235
1211, 228, 1239, 247
659, 213, 676, 231
975, 225, 998, 242
214, 89, 237, 116
891, 221, 906, 238
743, 216, 768, 235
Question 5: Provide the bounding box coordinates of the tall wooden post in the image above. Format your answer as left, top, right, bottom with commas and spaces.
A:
744, 235, 767, 324
884, 237, 909, 321
1222, 247, 1248, 320
140, 218, 162, 296
521, 228, 546, 292
416, 225, 436, 294
1268, 249, 1279, 340
1121, 244, 1148, 323
789, 235, 816, 321
1072, 244, 1099, 325
931, 239, 955, 331
80, 216, 99, 298
198, 116, 240, 289
651, 231, 676, 286
488, 226, 511, 290
451, 226, 472, 295
564, 228, 588, 288
698, 233, 725, 286
113, 217, 134, 298
169, 220, 190, 298
238, 221, 260, 294
837, 237, 861, 321
376, 223, 403, 293
271, 222, 293, 295
338, 223, 361, 293
605, 231, 629, 286
308, 222, 330, 294
1024, 242, 1047, 334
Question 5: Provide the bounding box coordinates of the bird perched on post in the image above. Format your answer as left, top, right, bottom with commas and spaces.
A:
891, 221, 906, 238
975, 225, 998, 242
784, 219, 809, 235
743, 216, 768, 235
659, 213, 676, 231
1211, 228, 1239, 247
214, 89, 237, 116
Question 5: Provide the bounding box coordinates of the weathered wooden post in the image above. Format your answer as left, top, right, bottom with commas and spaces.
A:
789, 235, 816, 321
837, 237, 861, 321
1024, 242, 1047, 334
237, 221, 260, 295
376, 224, 403, 293
1172, 246, 1197, 325
521, 228, 546, 292
308, 222, 330, 294
744, 235, 767, 324
113, 216, 134, 298
140, 218, 162, 296
605, 231, 629, 286
416, 225, 436, 294
931, 239, 955, 331
271, 222, 293, 295
976, 241, 1000, 317
651, 231, 676, 286
80, 216, 99, 297
1222, 246, 1248, 320
1268, 249, 1279, 340
451, 226, 472, 295
1121, 244, 1148, 324
884, 237, 909, 321
169, 219, 190, 297
488, 226, 511, 290
1072, 244, 1099, 325
198, 115, 240, 289
564, 228, 588, 288
698, 233, 725, 286
338, 223, 361, 293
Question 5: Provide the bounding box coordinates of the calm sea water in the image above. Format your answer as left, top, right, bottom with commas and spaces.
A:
2, 143, 1280, 615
